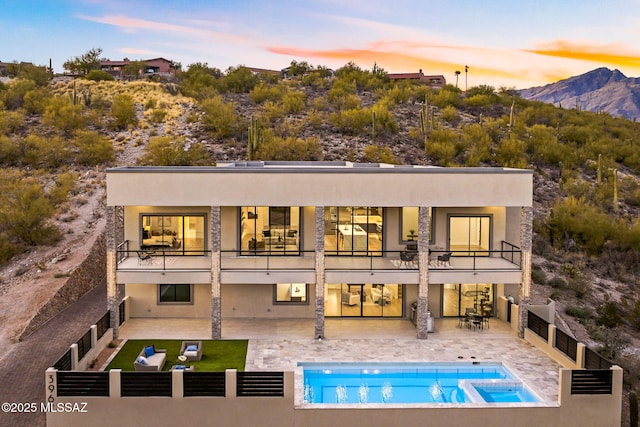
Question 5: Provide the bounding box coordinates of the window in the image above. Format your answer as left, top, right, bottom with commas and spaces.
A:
240, 206, 300, 255
274, 283, 308, 304
159, 284, 192, 303
141, 214, 206, 254
401, 207, 433, 243
324, 207, 382, 255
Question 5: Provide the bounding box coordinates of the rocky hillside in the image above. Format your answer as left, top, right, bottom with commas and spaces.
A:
518, 67, 640, 120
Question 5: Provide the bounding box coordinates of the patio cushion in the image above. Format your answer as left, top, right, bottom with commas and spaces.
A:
137, 356, 148, 365
144, 345, 155, 357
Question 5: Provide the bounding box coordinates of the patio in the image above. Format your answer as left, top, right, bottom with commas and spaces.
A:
115, 317, 562, 404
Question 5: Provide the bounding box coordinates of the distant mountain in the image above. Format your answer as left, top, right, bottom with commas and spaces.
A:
518, 67, 640, 120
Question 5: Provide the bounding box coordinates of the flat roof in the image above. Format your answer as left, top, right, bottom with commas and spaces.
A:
107, 161, 533, 174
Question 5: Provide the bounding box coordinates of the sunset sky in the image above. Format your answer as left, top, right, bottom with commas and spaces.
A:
3, 0, 640, 89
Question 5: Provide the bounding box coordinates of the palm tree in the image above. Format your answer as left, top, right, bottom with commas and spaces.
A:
454, 70, 461, 88
465, 65, 469, 91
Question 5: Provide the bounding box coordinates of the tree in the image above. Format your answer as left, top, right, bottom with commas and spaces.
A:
63, 48, 103, 75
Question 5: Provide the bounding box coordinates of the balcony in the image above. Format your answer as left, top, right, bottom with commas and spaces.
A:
115, 241, 522, 284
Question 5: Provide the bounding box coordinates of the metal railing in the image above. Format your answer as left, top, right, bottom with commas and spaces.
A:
585, 347, 613, 370
57, 372, 110, 397
96, 311, 110, 340
76, 329, 92, 362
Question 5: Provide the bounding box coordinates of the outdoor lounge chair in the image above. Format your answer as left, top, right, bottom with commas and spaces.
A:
437, 252, 452, 268
180, 340, 203, 361
399, 251, 416, 268
134, 345, 166, 371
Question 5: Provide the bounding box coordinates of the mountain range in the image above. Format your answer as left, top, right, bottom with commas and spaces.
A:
517, 67, 640, 120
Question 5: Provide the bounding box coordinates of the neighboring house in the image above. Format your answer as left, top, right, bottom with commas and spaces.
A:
388, 69, 446, 87
105, 161, 533, 340
99, 57, 178, 78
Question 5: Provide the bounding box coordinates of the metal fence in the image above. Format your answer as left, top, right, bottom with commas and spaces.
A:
527, 310, 549, 341
57, 372, 110, 397
53, 349, 72, 371
584, 347, 613, 370
555, 328, 578, 361
76, 329, 92, 362
96, 311, 110, 340
237, 372, 285, 397
121, 372, 172, 397
570, 370, 613, 395
184, 372, 226, 397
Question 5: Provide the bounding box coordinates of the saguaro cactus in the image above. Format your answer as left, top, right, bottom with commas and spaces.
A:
372, 110, 376, 145
247, 116, 263, 160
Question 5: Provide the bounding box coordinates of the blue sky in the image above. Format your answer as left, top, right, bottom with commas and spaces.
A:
2, 0, 640, 88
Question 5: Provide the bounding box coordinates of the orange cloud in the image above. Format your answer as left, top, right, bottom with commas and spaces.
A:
526, 40, 640, 68
267, 44, 522, 82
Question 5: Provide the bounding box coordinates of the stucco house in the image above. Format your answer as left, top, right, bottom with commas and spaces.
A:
105, 161, 533, 340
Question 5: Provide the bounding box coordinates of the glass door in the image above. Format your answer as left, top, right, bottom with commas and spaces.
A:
449, 216, 491, 255
442, 283, 494, 317
324, 284, 403, 317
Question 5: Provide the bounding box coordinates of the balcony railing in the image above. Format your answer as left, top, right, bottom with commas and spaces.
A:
115, 241, 521, 272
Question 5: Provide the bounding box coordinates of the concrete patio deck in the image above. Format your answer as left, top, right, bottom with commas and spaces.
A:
115, 317, 562, 404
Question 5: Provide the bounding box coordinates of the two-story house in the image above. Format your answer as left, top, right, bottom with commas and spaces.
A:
105, 161, 533, 340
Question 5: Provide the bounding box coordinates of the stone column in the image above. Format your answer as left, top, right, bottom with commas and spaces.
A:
211, 206, 222, 339
416, 206, 430, 339
314, 206, 325, 339
518, 206, 533, 338
106, 205, 119, 338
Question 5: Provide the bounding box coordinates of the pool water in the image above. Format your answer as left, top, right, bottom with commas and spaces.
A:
300, 362, 541, 404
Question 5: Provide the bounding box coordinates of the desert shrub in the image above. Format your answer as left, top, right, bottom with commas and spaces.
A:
426, 129, 459, 165
70, 130, 115, 165
1, 78, 36, 109
43, 96, 87, 134
254, 136, 322, 161
378, 85, 411, 106
22, 86, 51, 114
547, 276, 567, 288
371, 104, 398, 134
221, 65, 259, 93
262, 101, 286, 121
362, 145, 399, 164
110, 94, 137, 130
249, 83, 284, 104
282, 90, 306, 114
148, 108, 167, 124
564, 305, 593, 323
0, 178, 60, 246
531, 268, 547, 285
328, 79, 359, 109
596, 296, 624, 328
461, 123, 492, 166
430, 86, 462, 108
199, 95, 241, 138
330, 108, 370, 134
20, 134, 69, 168
0, 135, 18, 164
139, 135, 211, 166
547, 196, 621, 255
85, 70, 115, 81
439, 105, 459, 124
567, 276, 589, 299
0, 109, 25, 135
495, 136, 528, 168
589, 325, 629, 360
48, 172, 78, 205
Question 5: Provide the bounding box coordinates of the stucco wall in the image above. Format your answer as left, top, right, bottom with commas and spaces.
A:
126, 283, 211, 318
221, 284, 316, 318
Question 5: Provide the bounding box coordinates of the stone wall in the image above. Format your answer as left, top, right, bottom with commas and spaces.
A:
20, 232, 106, 339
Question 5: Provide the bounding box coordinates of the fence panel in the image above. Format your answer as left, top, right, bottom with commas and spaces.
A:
183, 372, 226, 397
527, 310, 549, 341
76, 329, 92, 362
237, 372, 284, 397
53, 349, 72, 371
96, 311, 110, 340
571, 370, 613, 395
57, 372, 110, 397
121, 372, 172, 397
118, 300, 126, 326
584, 347, 613, 370
555, 328, 578, 361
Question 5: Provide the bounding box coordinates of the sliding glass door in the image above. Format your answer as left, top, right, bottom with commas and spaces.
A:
448, 215, 491, 255
324, 283, 403, 317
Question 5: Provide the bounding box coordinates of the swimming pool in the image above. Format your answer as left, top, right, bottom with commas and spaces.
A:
299, 362, 542, 404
